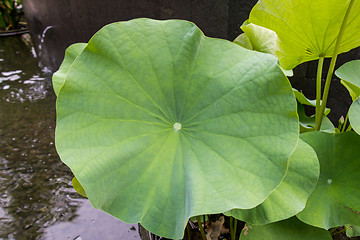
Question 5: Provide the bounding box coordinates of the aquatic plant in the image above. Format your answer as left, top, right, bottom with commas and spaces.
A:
53, 0, 360, 239
0, 0, 22, 31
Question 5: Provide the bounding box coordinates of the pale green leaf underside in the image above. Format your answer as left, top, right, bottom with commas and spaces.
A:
52, 43, 86, 96
346, 224, 360, 237
349, 97, 360, 135
240, 217, 332, 240
227, 139, 319, 225
341, 80, 360, 102
298, 132, 360, 229
335, 60, 360, 101
249, 0, 360, 69
55, 18, 299, 239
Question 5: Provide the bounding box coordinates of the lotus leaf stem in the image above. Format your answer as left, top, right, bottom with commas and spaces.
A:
315, 0, 355, 130
315, 57, 324, 123
196, 215, 206, 240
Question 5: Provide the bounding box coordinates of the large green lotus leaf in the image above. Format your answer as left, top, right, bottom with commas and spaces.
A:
349, 97, 360, 135
55, 18, 299, 239
249, 0, 360, 69
298, 131, 360, 229
227, 139, 319, 224
52, 43, 86, 96
239, 217, 332, 240
335, 60, 360, 101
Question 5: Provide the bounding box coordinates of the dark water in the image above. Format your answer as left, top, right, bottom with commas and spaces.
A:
0, 35, 140, 240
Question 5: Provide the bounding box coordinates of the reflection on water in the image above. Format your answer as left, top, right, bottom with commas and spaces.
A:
0, 36, 140, 240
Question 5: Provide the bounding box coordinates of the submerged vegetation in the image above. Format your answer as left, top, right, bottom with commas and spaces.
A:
53, 0, 360, 239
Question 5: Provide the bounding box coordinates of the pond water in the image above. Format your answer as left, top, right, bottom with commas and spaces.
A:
0, 35, 141, 240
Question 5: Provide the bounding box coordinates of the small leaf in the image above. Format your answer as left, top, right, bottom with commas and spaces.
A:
234, 34, 253, 50
297, 103, 334, 133
349, 97, 360, 135
293, 89, 330, 115
52, 43, 86, 96
298, 131, 360, 229
281, 68, 293, 77
342, 80, 360, 102
227, 139, 319, 224
249, 0, 360, 69
234, 20, 293, 76
72, 177, 87, 197
335, 60, 360, 101
345, 224, 360, 237
238, 20, 277, 55
239, 217, 332, 240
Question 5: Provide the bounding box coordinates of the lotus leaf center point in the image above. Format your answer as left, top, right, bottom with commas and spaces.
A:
327, 179, 332, 184
173, 122, 182, 132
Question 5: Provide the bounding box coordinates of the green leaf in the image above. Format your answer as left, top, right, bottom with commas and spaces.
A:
341, 81, 360, 102
72, 177, 87, 197
345, 224, 360, 237
235, 20, 277, 56
0, 12, 7, 29
249, 0, 360, 69
234, 20, 293, 77
298, 131, 360, 229
297, 103, 334, 133
227, 139, 319, 224
55, 18, 299, 239
239, 217, 332, 240
293, 89, 330, 115
349, 97, 360, 135
335, 60, 360, 101
52, 43, 86, 96
4, 0, 13, 10
234, 33, 253, 51
281, 68, 293, 77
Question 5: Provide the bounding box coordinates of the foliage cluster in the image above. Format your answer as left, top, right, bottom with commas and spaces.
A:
0, 0, 22, 31
53, 0, 360, 239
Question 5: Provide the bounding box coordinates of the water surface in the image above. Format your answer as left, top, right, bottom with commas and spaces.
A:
0, 35, 140, 240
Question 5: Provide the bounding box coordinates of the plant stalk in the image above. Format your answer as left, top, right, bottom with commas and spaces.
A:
229, 216, 238, 240
233, 218, 238, 240
315, 0, 355, 130
331, 228, 346, 236
196, 216, 206, 240
230, 217, 234, 240
186, 221, 191, 240
315, 57, 324, 124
